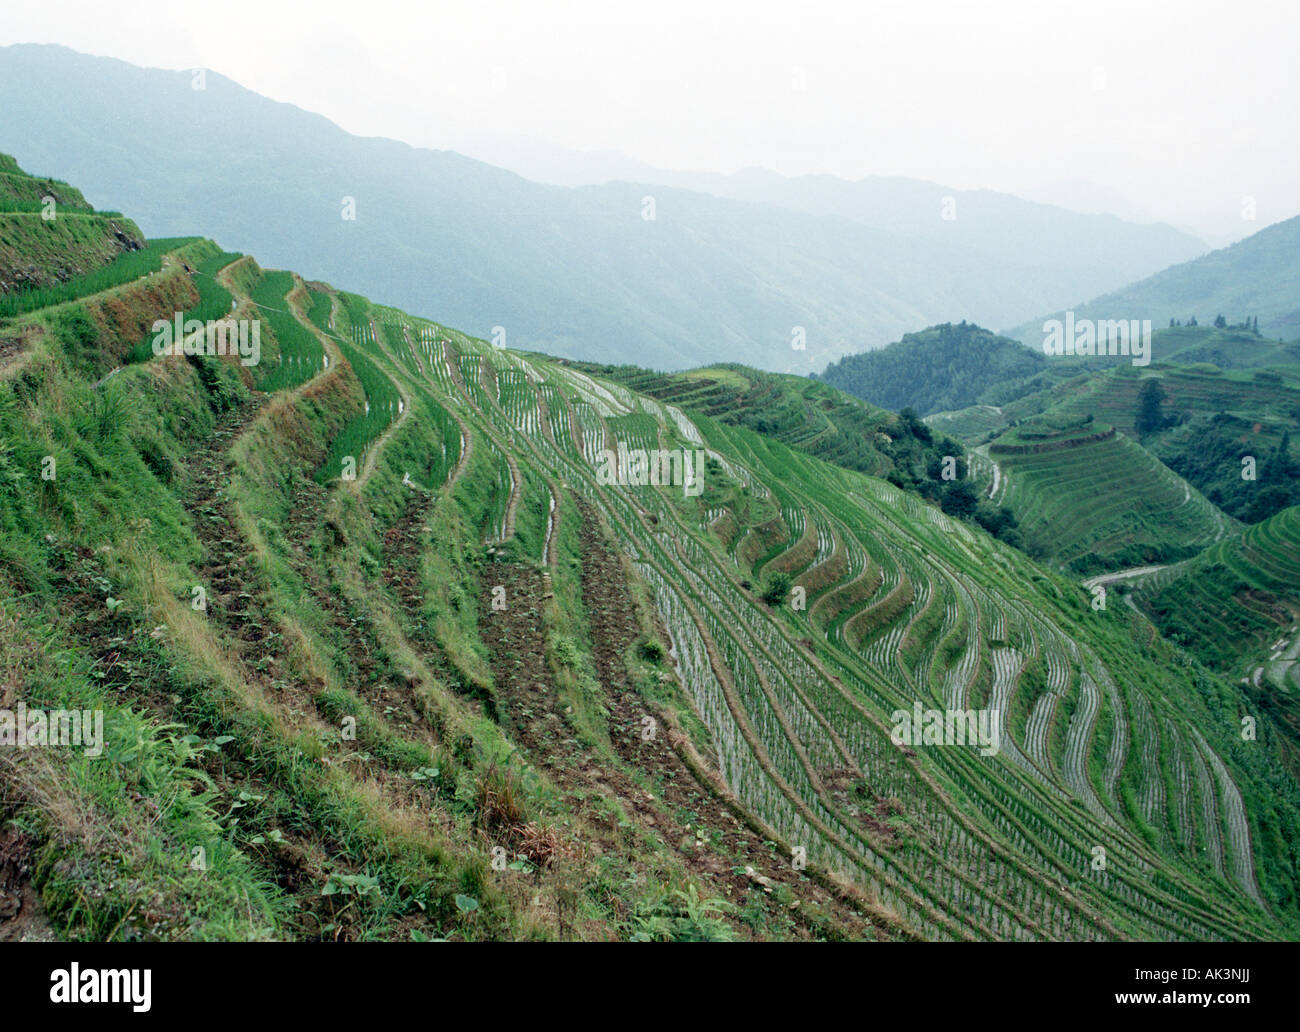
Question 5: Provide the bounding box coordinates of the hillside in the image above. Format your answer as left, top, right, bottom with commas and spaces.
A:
468, 150, 1209, 298
581, 362, 899, 472
1006, 216, 1300, 345
0, 155, 144, 297
913, 326, 1300, 448
950, 361, 1300, 524
578, 360, 1021, 546
1135, 507, 1300, 672
1130, 507, 1300, 768
815, 322, 1056, 417
0, 44, 1215, 375
1036, 364, 1300, 524
2, 155, 1299, 942
972, 413, 1236, 575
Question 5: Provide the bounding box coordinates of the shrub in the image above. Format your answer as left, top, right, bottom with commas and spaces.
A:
761, 571, 792, 607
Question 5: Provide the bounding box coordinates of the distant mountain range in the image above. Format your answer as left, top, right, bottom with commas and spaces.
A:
0, 44, 1209, 372
447, 137, 1209, 285
1006, 215, 1300, 347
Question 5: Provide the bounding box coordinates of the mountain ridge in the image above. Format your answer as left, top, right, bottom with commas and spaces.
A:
1006, 216, 1300, 346
0, 43, 1214, 374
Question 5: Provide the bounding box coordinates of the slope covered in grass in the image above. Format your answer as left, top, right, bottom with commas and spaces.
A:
1136, 507, 1300, 680
574, 361, 905, 477
1132, 506, 1300, 774
975, 413, 1235, 574
1021, 363, 1300, 524
2, 153, 1299, 942
0, 154, 144, 297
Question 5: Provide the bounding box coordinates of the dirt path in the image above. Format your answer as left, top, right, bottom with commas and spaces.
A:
0, 827, 54, 941
1082, 565, 1167, 591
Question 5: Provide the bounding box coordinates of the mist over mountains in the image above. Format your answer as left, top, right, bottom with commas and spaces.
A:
0, 44, 1207, 372
1005, 214, 1300, 347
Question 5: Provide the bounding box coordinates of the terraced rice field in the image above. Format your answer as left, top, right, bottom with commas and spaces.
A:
5, 169, 1294, 939
987, 425, 1234, 572
1135, 505, 1300, 685
341, 308, 1289, 940
249, 270, 327, 391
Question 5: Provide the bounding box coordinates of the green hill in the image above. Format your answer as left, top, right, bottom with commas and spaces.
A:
814, 322, 1054, 417
2, 153, 1299, 942
909, 325, 1300, 447
1006, 216, 1300, 345
924, 404, 1010, 443
1132, 507, 1300, 766
0, 154, 144, 298
575, 360, 1022, 547
567, 361, 899, 476
1134, 506, 1300, 672
975, 412, 1235, 574
980, 362, 1300, 524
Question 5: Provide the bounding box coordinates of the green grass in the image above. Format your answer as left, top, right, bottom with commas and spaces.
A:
977, 361, 1300, 524
985, 417, 1234, 574
0, 236, 194, 319
1138, 506, 1300, 673
315, 339, 402, 482
123, 249, 241, 365
248, 270, 325, 392
4, 151, 1300, 943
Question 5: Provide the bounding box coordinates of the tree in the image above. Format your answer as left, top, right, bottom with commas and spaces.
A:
897, 407, 933, 445
940, 480, 979, 518
761, 571, 792, 607
1135, 378, 1167, 436
1266, 430, 1293, 483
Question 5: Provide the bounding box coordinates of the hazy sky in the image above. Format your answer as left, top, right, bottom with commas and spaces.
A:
6, 0, 1296, 238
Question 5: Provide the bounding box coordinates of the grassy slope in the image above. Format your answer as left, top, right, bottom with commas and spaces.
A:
2, 157, 1299, 941
926, 328, 1300, 448
1023, 363, 1300, 524
977, 415, 1235, 574
569, 361, 901, 477
0, 219, 882, 942
1133, 507, 1300, 754
0, 155, 143, 295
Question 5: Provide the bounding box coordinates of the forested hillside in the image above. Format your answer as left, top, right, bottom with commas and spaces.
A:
815, 322, 1052, 416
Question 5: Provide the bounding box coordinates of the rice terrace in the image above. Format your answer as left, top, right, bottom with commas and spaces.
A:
0, 0, 1297, 1001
